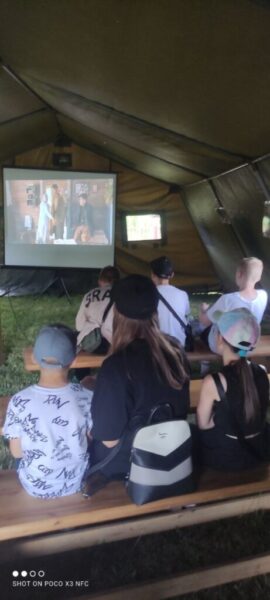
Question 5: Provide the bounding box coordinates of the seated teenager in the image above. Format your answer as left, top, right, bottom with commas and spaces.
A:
150, 256, 190, 348
197, 308, 270, 470
199, 257, 268, 353
76, 265, 120, 355
3, 324, 93, 498
90, 274, 190, 479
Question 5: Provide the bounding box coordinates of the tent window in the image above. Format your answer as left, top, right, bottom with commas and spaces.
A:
122, 212, 165, 244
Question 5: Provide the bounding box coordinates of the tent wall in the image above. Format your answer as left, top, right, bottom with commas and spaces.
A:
0, 143, 217, 294
184, 160, 270, 291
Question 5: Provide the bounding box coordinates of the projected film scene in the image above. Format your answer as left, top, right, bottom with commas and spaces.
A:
5, 178, 113, 245
3, 168, 116, 269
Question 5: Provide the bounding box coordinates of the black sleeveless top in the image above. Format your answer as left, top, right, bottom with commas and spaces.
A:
213, 362, 269, 437
200, 362, 269, 471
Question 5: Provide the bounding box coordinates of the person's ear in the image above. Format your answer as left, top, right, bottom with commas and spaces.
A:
216, 332, 224, 352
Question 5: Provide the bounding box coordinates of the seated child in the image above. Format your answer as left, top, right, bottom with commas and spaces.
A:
197, 308, 270, 470
76, 265, 120, 355
3, 324, 93, 499
199, 257, 267, 353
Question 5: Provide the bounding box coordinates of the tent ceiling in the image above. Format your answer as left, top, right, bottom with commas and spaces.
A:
1, 0, 270, 183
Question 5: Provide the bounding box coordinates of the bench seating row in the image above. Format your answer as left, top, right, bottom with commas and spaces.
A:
1, 372, 270, 596
23, 335, 270, 371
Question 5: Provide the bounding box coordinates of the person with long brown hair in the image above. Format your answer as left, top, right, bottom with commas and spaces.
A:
90, 274, 190, 478
197, 308, 270, 470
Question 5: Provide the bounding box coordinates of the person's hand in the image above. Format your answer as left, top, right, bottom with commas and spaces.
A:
80, 375, 97, 390
199, 302, 211, 327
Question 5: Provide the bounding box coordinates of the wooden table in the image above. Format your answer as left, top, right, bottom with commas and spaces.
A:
187, 335, 270, 363
23, 335, 270, 371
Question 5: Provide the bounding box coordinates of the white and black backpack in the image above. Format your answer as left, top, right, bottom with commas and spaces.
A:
82, 404, 195, 505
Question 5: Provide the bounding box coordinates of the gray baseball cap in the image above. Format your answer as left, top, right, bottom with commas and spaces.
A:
33, 324, 77, 369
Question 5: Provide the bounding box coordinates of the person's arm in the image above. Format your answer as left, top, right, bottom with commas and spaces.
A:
185, 293, 191, 320
199, 294, 226, 328
199, 302, 212, 327
197, 374, 218, 429
102, 439, 119, 448
75, 294, 89, 331
9, 438, 22, 458
91, 358, 128, 445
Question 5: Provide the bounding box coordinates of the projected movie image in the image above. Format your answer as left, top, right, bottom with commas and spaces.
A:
4, 168, 116, 269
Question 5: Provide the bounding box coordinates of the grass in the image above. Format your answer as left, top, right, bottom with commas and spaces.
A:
0, 294, 81, 468
1, 292, 270, 598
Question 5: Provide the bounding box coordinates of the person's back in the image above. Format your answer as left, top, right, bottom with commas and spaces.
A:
3, 324, 92, 498
76, 266, 120, 350
200, 257, 268, 353
197, 308, 269, 470
91, 274, 190, 478
150, 256, 190, 347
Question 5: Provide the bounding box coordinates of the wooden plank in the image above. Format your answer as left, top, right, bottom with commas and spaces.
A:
2, 492, 270, 562
23, 347, 105, 371
23, 335, 270, 370
188, 335, 270, 362
1, 466, 270, 542
77, 552, 270, 599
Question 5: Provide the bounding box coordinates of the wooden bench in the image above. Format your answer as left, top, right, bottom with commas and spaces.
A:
23, 335, 270, 371
1, 379, 270, 596
1, 468, 270, 598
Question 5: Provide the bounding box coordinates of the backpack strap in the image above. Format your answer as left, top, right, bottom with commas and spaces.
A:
101, 297, 114, 323
157, 292, 187, 332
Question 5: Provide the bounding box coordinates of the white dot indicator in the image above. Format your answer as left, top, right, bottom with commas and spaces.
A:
21, 571, 27, 577
12, 571, 19, 577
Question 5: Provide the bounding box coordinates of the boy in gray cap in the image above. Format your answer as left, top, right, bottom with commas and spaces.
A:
3, 324, 92, 499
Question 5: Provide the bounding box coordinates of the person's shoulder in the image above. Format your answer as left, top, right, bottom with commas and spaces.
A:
11, 384, 35, 399
67, 382, 93, 398
163, 285, 188, 298
257, 289, 268, 301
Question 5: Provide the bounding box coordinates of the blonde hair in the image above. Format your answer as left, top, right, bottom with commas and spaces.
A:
237, 257, 263, 285
110, 308, 189, 390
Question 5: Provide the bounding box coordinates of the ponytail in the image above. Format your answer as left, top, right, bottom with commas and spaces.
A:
233, 356, 261, 423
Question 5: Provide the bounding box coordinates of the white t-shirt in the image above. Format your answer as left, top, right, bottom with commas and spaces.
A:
3, 383, 93, 499
207, 289, 268, 353
156, 284, 190, 347
76, 284, 113, 345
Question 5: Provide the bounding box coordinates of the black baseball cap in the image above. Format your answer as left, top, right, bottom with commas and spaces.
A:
112, 275, 158, 320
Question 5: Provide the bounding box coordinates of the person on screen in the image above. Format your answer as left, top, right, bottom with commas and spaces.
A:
74, 224, 92, 244
3, 324, 93, 498
67, 193, 94, 238
51, 184, 66, 239
36, 192, 54, 244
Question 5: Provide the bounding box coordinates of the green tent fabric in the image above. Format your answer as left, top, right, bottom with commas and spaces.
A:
0, 0, 270, 290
